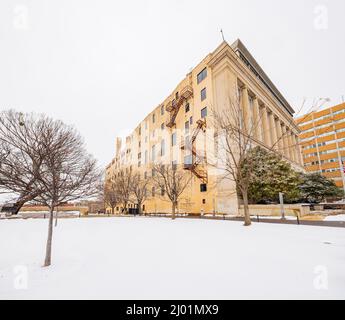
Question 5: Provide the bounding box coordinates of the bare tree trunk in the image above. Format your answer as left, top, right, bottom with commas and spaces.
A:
54, 209, 58, 227
44, 206, 54, 267
172, 202, 177, 220
137, 203, 142, 215
242, 190, 251, 226
111, 207, 114, 215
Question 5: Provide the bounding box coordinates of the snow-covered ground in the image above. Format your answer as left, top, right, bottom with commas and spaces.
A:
324, 214, 345, 222
0, 217, 344, 300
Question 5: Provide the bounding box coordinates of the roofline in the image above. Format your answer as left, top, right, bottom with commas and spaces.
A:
230, 39, 295, 116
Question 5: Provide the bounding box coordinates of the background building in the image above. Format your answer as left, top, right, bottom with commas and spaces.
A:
297, 102, 345, 190
106, 39, 303, 215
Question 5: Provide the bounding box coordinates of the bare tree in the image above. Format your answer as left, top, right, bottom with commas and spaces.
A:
212, 94, 263, 226
152, 164, 191, 220
34, 119, 100, 267
0, 110, 48, 214
115, 169, 133, 214
130, 171, 150, 215
104, 173, 120, 214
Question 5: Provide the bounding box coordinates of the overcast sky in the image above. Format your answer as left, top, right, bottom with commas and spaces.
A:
0, 0, 344, 168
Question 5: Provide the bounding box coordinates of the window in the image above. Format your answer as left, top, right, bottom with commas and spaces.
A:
161, 123, 165, 130
202, 199, 206, 205
151, 145, 156, 162
201, 107, 207, 118
200, 184, 207, 192
185, 121, 190, 133
145, 150, 148, 164
152, 168, 155, 177
144, 171, 147, 179
185, 103, 190, 113
190, 116, 193, 125
201, 88, 207, 101
138, 152, 141, 159
161, 105, 165, 115
172, 133, 177, 146
152, 187, 155, 197
152, 113, 156, 123
197, 68, 207, 84
161, 188, 165, 196
184, 155, 192, 166
161, 139, 165, 157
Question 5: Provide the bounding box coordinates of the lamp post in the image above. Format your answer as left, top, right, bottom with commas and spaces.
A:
279, 192, 285, 220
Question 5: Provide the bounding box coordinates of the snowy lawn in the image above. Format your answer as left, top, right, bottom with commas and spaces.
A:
0, 217, 344, 300
324, 214, 345, 222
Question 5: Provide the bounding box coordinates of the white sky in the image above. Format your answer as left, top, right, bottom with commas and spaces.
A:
0, 0, 344, 169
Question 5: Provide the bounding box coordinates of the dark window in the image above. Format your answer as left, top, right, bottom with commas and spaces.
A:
151, 145, 156, 162
161, 105, 165, 115
172, 133, 177, 146
161, 123, 165, 130
202, 199, 206, 204
185, 121, 190, 132
200, 184, 207, 192
185, 103, 190, 113
161, 139, 165, 156
197, 68, 207, 84
144, 171, 147, 179
184, 155, 192, 166
152, 113, 156, 123
201, 107, 207, 119
161, 188, 165, 196
152, 187, 155, 197
138, 152, 141, 159
190, 116, 193, 125
201, 88, 207, 101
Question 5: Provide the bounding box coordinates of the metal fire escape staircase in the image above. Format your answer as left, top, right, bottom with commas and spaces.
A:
166, 85, 193, 128
181, 119, 208, 183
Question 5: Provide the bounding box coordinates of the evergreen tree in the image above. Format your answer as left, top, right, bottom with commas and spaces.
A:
246, 147, 301, 204
299, 173, 343, 203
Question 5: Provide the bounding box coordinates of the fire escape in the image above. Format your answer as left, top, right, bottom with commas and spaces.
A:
166, 85, 193, 128
181, 119, 208, 183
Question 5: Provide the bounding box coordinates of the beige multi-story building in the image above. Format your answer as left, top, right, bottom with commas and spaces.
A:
297, 102, 345, 190
106, 39, 303, 215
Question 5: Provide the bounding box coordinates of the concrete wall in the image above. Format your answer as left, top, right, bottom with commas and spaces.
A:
239, 204, 311, 218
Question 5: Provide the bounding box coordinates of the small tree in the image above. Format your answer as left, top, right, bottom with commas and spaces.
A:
299, 173, 343, 203
35, 119, 100, 267
115, 169, 134, 214
104, 173, 120, 214
212, 97, 258, 226
130, 171, 150, 215
152, 164, 191, 220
